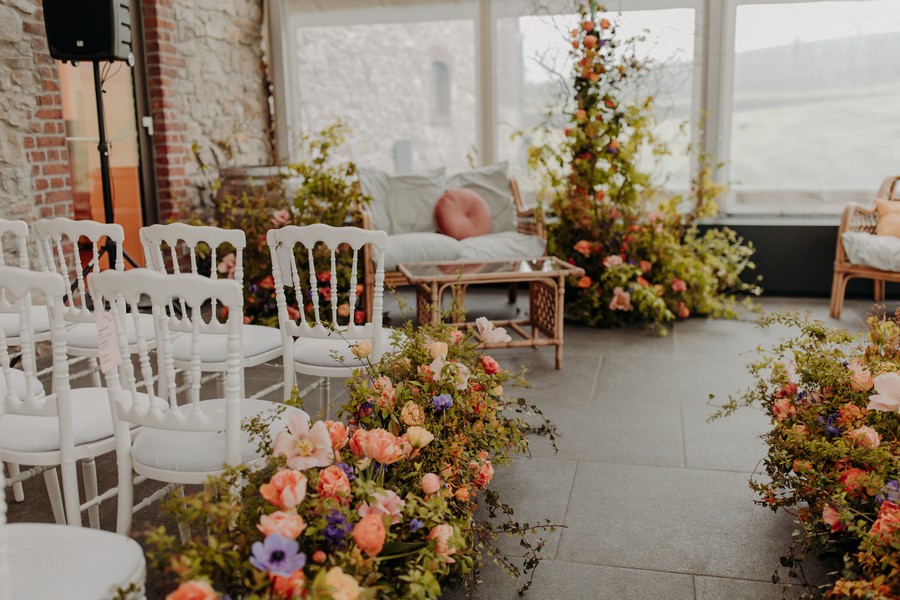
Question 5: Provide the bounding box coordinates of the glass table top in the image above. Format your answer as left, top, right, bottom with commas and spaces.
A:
398, 257, 579, 282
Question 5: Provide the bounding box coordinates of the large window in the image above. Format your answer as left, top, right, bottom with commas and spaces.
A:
726, 0, 900, 214
276, 0, 900, 216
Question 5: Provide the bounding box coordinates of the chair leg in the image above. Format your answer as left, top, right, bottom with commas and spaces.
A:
88, 357, 103, 388
7, 462, 25, 502
174, 486, 192, 543
282, 362, 295, 402
81, 458, 101, 528
830, 273, 846, 319
875, 279, 886, 302
42, 467, 66, 524
115, 431, 135, 536
60, 456, 82, 527
321, 377, 331, 417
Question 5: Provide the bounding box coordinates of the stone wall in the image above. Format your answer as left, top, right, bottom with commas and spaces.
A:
146, 0, 272, 219
0, 0, 70, 224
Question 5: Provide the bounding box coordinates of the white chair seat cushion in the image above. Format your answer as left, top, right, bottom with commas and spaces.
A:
130, 398, 302, 473
0, 389, 164, 453
382, 232, 463, 271
842, 231, 900, 271
292, 329, 400, 369
65, 313, 157, 350
171, 324, 282, 364
2, 367, 45, 399
0, 305, 51, 337
7, 522, 145, 600
457, 230, 547, 261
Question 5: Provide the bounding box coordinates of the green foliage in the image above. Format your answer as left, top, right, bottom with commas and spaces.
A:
714, 310, 900, 598
527, 3, 760, 331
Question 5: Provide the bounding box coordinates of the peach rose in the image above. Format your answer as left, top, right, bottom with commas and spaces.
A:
455, 487, 470, 502
421, 473, 441, 495
676, 302, 690, 319
351, 339, 372, 358
271, 570, 305, 597
337, 303, 351, 318
448, 329, 463, 344
260, 469, 308, 510
428, 524, 457, 563
359, 428, 405, 465
428, 341, 448, 360
324, 420, 349, 452
257, 510, 306, 539
840, 468, 868, 495
472, 461, 494, 489
639, 260, 652, 273
405, 426, 434, 449
599, 18, 611, 29
871, 501, 900, 541
849, 360, 874, 392
481, 355, 501, 375
349, 428, 368, 458
849, 425, 880, 449
577, 276, 592, 289
166, 580, 216, 600
609, 287, 631, 311
773, 398, 795, 423
323, 566, 360, 600
352, 514, 386, 556
400, 401, 424, 426
822, 504, 843, 533
671, 278, 687, 293
582, 20, 594, 31
573, 240, 592, 257
216, 253, 237, 280
574, 109, 587, 120
603, 255, 623, 269
583, 34, 598, 48
317, 465, 352, 502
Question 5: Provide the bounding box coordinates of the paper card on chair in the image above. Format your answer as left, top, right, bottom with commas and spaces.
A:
276, 244, 293, 279
96, 311, 122, 373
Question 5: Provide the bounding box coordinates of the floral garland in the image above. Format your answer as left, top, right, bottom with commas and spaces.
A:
716, 311, 900, 598
150, 318, 557, 599
527, 2, 759, 330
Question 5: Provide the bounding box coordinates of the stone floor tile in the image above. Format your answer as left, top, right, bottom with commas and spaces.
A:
682, 404, 771, 473
557, 462, 795, 581
694, 574, 810, 600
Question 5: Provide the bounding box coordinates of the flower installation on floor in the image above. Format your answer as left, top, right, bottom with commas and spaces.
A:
527, 1, 759, 331
716, 311, 899, 598
150, 318, 557, 599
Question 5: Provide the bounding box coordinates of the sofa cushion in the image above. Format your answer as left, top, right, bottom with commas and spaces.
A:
458, 231, 547, 261
358, 168, 445, 235
842, 231, 900, 271
434, 189, 492, 240
446, 163, 516, 233
382, 232, 463, 271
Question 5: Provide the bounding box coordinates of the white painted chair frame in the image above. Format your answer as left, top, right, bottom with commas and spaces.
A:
89, 269, 248, 535
139, 223, 283, 398
267, 224, 387, 407
0, 267, 118, 528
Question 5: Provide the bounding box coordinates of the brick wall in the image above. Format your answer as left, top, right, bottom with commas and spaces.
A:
0, 0, 71, 223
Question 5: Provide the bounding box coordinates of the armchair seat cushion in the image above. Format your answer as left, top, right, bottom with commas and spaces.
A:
458, 230, 547, 261
383, 232, 463, 271
383, 231, 546, 271
841, 231, 900, 272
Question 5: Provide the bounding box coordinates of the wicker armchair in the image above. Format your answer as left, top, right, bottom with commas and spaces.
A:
830, 175, 900, 318
361, 177, 544, 316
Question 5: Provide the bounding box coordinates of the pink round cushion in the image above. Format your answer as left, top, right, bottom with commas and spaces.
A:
434, 188, 492, 240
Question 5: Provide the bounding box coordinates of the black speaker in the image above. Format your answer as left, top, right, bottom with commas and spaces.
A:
42, 0, 132, 63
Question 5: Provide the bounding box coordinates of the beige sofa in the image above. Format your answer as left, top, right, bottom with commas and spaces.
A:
358, 164, 545, 315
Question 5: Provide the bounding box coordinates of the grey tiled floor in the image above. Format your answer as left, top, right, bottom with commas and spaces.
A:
4, 290, 881, 599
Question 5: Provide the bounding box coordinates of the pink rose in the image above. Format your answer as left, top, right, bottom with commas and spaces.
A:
352, 514, 386, 556
428, 524, 457, 563
609, 287, 631, 311
257, 510, 306, 539
358, 489, 406, 525
848, 359, 874, 392
260, 469, 308, 509
671, 278, 687, 293
773, 398, 795, 422
216, 253, 237, 280
359, 428, 405, 465
603, 255, 623, 269
448, 329, 463, 344
822, 504, 843, 533
849, 425, 880, 449
166, 581, 216, 600
317, 465, 352, 502
639, 260, 652, 273
271, 209, 292, 227
421, 473, 441, 495
573, 240, 592, 257
324, 420, 349, 452
481, 355, 501, 375
867, 372, 900, 412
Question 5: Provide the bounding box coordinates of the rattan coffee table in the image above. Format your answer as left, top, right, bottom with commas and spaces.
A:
397, 257, 584, 369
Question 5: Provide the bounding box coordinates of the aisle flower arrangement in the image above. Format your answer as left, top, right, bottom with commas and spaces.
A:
527, 2, 759, 331
716, 311, 899, 598
149, 318, 556, 599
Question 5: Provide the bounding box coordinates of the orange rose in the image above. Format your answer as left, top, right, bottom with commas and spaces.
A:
166, 580, 216, 600
316, 465, 351, 503
428, 524, 457, 563
839, 468, 868, 496
257, 510, 306, 539
324, 420, 349, 452
352, 514, 386, 557
260, 469, 308, 510
577, 276, 592, 289
359, 428, 405, 465
271, 570, 305, 597
348, 428, 368, 458
871, 501, 900, 541
600, 18, 611, 29
583, 34, 598, 48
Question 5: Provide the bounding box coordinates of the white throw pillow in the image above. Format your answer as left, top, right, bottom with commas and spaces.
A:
357, 168, 446, 235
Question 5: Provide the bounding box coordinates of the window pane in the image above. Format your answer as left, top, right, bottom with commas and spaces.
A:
729, 0, 900, 213
292, 6, 476, 174
496, 7, 696, 196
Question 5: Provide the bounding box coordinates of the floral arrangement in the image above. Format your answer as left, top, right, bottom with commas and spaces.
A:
716, 311, 900, 598
149, 318, 557, 599
209, 121, 371, 327
526, 2, 759, 331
